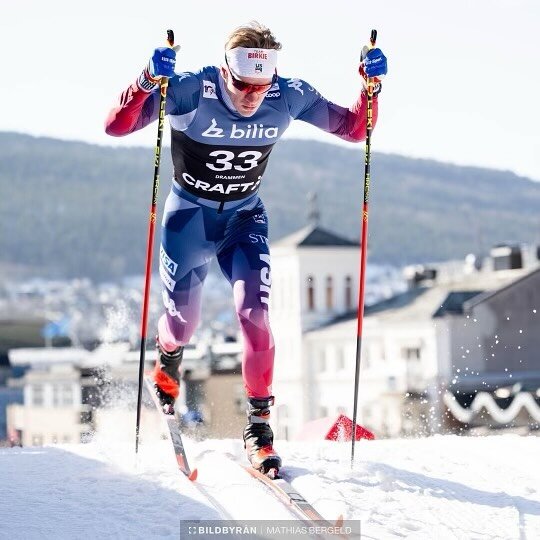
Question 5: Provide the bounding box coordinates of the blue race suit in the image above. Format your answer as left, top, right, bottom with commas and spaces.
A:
106, 65, 378, 397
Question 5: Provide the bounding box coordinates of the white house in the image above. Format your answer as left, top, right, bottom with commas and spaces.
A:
269, 223, 361, 440
269, 228, 540, 439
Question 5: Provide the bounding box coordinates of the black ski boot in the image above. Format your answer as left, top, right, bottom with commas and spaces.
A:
243, 396, 282, 477
153, 342, 183, 415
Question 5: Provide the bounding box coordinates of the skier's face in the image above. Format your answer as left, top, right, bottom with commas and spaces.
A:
221, 66, 273, 117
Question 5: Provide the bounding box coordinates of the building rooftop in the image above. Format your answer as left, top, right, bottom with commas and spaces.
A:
433, 290, 484, 317
463, 267, 540, 312
308, 265, 535, 334
273, 224, 358, 248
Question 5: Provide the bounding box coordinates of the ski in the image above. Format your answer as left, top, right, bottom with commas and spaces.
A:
224, 453, 344, 532
242, 465, 334, 523
143, 379, 344, 528
143, 375, 198, 481
143, 376, 240, 522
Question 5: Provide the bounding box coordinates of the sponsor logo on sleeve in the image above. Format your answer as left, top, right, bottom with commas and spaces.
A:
202, 80, 218, 99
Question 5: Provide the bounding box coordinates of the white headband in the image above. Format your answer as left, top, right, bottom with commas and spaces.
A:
225, 47, 278, 80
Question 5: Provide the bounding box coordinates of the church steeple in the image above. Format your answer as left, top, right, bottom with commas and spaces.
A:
307, 192, 320, 227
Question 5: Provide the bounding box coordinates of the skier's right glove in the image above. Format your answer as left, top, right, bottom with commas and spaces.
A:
137, 45, 181, 93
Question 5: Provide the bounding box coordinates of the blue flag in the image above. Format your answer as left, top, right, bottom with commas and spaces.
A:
41, 316, 70, 339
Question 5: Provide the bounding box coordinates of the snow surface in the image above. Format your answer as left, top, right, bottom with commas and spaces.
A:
2, 422, 540, 540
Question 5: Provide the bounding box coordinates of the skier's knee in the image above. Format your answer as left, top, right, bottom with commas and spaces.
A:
237, 308, 274, 351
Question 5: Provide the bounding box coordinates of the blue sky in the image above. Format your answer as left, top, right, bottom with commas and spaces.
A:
1, 0, 539, 180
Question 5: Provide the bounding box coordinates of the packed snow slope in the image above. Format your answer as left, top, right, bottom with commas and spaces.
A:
2, 433, 540, 540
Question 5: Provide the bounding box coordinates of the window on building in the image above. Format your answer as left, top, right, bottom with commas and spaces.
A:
271, 288, 277, 310
54, 384, 74, 406
345, 276, 353, 310
363, 346, 371, 369
326, 276, 334, 310
61, 384, 73, 406
32, 385, 44, 407
79, 411, 93, 424
319, 406, 328, 417
280, 426, 290, 440
32, 434, 43, 446
336, 347, 346, 371
372, 342, 386, 362
276, 407, 290, 440
277, 404, 289, 420
318, 349, 327, 372
307, 276, 315, 311
277, 404, 289, 439
234, 383, 245, 415
403, 347, 421, 361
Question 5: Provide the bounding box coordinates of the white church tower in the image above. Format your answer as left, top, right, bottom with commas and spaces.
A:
269, 193, 360, 439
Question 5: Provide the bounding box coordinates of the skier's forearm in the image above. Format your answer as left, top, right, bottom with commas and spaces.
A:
340, 39, 385, 142
104, 80, 156, 137
341, 91, 379, 143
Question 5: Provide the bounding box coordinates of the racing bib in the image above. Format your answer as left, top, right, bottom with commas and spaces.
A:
171, 129, 275, 201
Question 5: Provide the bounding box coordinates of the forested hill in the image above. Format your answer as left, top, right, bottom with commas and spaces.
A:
1, 131, 539, 281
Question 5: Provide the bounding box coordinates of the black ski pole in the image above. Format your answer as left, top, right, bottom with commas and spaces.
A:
351, 29, 377, 468
135, 29, 175, 455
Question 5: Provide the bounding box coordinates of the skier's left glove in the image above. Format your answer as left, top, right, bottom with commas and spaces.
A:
359, 47, 387, 95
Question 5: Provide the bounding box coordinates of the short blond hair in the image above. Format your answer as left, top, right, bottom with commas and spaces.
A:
225, 21, 282, 51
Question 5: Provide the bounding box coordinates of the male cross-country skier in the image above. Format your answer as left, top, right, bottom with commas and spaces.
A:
105, 21, 387, 474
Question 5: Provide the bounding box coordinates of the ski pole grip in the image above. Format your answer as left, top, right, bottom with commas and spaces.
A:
167, 29, 174, 47
370, 29, 377, 47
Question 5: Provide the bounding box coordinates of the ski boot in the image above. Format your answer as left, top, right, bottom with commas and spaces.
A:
153, 341, 183, 415
243, 396, 282, 477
